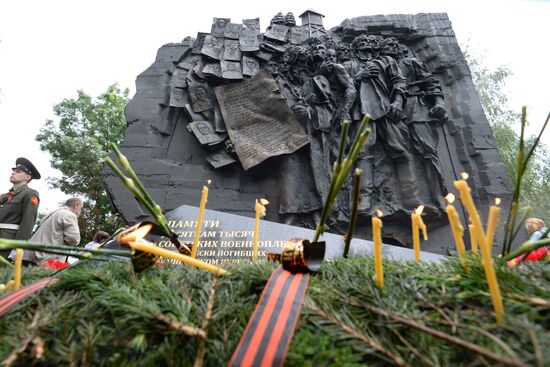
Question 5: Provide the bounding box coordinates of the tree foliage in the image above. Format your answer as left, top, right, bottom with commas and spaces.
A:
465, 49, 550, 223
36, 84, 129, 243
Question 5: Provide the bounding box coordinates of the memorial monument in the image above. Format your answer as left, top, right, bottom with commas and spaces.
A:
104, 11, 512, 258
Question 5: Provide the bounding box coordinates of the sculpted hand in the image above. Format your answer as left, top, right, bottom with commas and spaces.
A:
307, 94, 319, 104
429, 104, 447, 120
356, 64, 379, 80
387, 101, 404, 122
339, 111, 351, 124
292, 104, 312, 120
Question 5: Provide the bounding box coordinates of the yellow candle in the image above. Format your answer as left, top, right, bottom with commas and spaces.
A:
411, 211, 420, 262
417, 209, 428, 241
469, 224, 478, 255
444, 194, 467, 266
454, 173, 486, 245
253, 200, 261, 261
252, 199, 268, 261
130, 241, 228, 275
479, 200, 504, 323
372, 209, 383, 288
485, 198, 501, 251
191, 182, 210, 258
411, 206, 426, 262
455, 173, 504, 323
13, 249, 23, 290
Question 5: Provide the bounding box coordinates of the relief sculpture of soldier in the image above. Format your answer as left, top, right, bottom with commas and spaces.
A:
349, 34, 423, 214
309, 40, 356, 125
379, 37, 449, 211
277, 46, 325, 226
276, 40, 357, 227
308, 40, 357, 223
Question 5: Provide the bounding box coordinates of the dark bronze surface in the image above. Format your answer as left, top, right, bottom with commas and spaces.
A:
104, 12, 513, 255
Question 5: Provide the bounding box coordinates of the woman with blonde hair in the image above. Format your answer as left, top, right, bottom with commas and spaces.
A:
525, 217, 548, 241
508, 217, 549, 266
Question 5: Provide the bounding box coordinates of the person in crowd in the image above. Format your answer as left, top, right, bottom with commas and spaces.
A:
67, 230, 110, 264
508, 217, 549, 266
11, 197, 82, 266
85, 230, 110, 250
0, 157, 41, 260
525, 217, 549, 241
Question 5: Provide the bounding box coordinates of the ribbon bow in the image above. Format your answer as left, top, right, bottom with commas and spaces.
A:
1, 190, 14, 205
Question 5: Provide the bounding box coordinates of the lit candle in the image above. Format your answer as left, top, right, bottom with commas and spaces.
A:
455, 173, 504, 323
129, 241, 228, 275
191, 180, 210, 258
454, 173, 486, 248
13, 249, 23, 290
411, 205, 426, 262
411, 211, 419, 262
372, 209, 384, 288
469, 224, 478, 255
444, 194, 467, 266
253, 198, 269, 261
478, 198, 504, 323
485, 198, 501, 251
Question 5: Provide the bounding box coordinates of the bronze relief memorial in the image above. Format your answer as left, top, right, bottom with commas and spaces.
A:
104, 10, 511, 256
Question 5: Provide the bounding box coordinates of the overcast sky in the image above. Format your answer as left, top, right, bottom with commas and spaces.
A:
0, 0, 548, 213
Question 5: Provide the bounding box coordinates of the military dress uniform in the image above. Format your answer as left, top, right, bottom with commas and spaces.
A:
0, 158, 41, 260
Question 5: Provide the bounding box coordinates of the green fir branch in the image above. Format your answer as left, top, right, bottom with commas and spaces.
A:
502, 109, 550, 255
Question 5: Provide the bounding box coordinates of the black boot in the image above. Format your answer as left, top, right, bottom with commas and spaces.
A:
357, 158, 374, 212
395, 161, 422, 209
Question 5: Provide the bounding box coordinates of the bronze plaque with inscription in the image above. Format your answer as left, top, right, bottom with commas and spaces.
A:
214, 70, 310, 170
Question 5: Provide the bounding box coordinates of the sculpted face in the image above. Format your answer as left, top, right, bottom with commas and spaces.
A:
227, 41, 239, 51
245, 59, 257, 69
327, 49, 337, 63
196, 87, 207, 101
381, 38, 400, 57
336, 44, 350, 62
243, 36, 255, 45
228, 24, 240, 34
210, 36, 220, 47
311, 44, 327, 61
267, 61, 279, 76
354, 36, 376, 61
245, 19, 258, 30
197, 122, 211, 135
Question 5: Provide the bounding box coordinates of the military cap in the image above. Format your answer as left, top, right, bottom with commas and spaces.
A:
13, 157, 41, 180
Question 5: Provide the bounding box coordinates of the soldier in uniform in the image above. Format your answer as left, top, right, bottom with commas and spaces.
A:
0, 157, 41, 260
349, 34, 422, 212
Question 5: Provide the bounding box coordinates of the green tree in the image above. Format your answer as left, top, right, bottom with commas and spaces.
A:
465, 49, 550, 223
36, 84, 129, 244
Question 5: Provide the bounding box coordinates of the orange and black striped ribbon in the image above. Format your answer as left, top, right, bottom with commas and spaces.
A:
0, 277, 59, 318
228, 266, 309, 367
